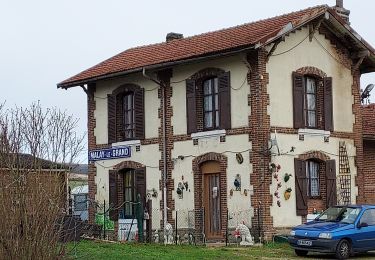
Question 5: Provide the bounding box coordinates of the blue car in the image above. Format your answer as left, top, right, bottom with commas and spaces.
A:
288, 205, 375, 259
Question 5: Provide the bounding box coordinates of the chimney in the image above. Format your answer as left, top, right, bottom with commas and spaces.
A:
334, 0, 350, 24
166, 32, 183, 42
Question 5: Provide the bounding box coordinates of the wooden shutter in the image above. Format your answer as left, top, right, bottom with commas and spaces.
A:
292, 72, 305, 129
326, 160, 337, 207
134, 88, 145, 139
295, 159, 308, 216
324, 77, 334, 131
186, 79, 197, 134
218, 71, 231, 130
109, 170, 118, 221
107, 94, 117, 144
135, 167, 146, 205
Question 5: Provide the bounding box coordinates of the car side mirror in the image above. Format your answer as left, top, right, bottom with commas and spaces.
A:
357, 222, 368, 229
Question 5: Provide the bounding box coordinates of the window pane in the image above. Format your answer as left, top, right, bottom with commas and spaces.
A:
204, 80, 211, 94
204, 96, 212, 111
307, 161, 320, 197
307, 94, 316, 110
215, 111, 219, 127
215, 94, 219, 110
205, 112, 213, 128
311, 179, 319, 196
125, 173, 133, 187
307, 111, 316, 127
214, 78, 218, 93
306, 78, 316, 93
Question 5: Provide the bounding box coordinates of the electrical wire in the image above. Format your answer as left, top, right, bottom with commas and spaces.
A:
95, 160, 159, 169
271, 32, 310, 57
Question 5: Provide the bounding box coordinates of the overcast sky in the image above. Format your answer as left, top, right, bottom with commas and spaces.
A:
1, 0, 374, 160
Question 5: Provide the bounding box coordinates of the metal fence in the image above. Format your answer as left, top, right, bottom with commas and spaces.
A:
65, 197, 260, 246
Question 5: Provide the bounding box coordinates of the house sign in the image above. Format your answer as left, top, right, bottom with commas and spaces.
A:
88, 146, 131, 161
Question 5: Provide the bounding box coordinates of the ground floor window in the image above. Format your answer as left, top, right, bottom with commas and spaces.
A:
124, 169, 135, 218
306, 160, 320, 197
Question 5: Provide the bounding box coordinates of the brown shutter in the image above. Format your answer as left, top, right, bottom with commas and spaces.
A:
109, 170, 118, 221
324, 77, 334, 131
326, 160, 337, 207
186, 79, 197, 134
293, 72, 305, 129
134, 88, 145, 139
107, 94, 117, 144
295, 159, 308, 216
135, 167, 146, 205
218, 71, 231, 130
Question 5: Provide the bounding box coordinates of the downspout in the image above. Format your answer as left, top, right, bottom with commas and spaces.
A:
142, 68, 168, 239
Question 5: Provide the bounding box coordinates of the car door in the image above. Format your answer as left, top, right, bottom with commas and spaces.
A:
354, 209, 375, 251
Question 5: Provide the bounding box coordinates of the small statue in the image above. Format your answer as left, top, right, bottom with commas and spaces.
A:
235, 223, 254, 246
153, 230, 159, 243
164, 223, 174, 244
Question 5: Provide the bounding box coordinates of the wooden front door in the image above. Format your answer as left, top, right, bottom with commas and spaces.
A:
203, 173, 222, 239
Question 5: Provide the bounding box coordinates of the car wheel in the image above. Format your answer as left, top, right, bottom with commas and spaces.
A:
335, 239, 351, 259
295, 249, 308, 257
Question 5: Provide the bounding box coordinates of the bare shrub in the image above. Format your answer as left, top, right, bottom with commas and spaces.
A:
0, 102, 85, 259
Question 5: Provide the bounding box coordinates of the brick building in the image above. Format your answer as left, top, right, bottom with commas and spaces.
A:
362, 104, 375, 204
58, 2, 375, 241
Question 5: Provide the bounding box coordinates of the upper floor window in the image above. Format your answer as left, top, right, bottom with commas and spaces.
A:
203, 78, 219, 130
305, 77, 317, 128
122, 93, 135, 139
107, 84, 144, 144
186, 69, 231, 134
292, 72, 333, 131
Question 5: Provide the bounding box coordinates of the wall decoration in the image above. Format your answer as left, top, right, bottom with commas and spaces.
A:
284, 188, 292, 200
236, 153, 244, 164
234, 174, 241, 191
177, 182, 184, 199
284, 173, 292, 183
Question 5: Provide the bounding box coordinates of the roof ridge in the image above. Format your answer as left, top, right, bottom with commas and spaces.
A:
124, 4, 328, 52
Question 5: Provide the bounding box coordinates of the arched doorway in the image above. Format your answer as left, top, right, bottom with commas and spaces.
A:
201, 161, 222, 239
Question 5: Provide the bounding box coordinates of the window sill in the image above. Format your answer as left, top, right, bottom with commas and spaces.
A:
191, 129, 226, 140
298, 128, 330, 137
112, 139, 141, 148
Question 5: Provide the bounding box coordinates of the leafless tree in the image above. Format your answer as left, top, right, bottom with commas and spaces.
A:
0, 102, 85, 259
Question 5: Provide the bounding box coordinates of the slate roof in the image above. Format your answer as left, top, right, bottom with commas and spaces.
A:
58, 5, 375, 88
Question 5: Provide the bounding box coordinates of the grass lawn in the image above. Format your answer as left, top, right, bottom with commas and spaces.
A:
66, 240, 375, 260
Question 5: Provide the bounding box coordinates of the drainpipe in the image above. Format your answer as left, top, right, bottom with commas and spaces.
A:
142, 68, 168, 239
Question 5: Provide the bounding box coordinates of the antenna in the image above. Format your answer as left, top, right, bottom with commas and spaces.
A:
361, 84, 374, 104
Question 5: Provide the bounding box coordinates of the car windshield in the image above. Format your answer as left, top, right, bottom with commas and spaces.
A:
316, 207, 361, 224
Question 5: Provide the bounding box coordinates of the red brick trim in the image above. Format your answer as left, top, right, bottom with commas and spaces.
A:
192, 152, 228, 239
296, 66, 327, 78
190, 67, 225, 81
248, 49, 275, 241
271, 126, 354, 139
113, 160, 144, 171
298, 151, 330, 162
157, 69, 175, 228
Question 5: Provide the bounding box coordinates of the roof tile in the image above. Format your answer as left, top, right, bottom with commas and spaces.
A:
59, 5, 328, 87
